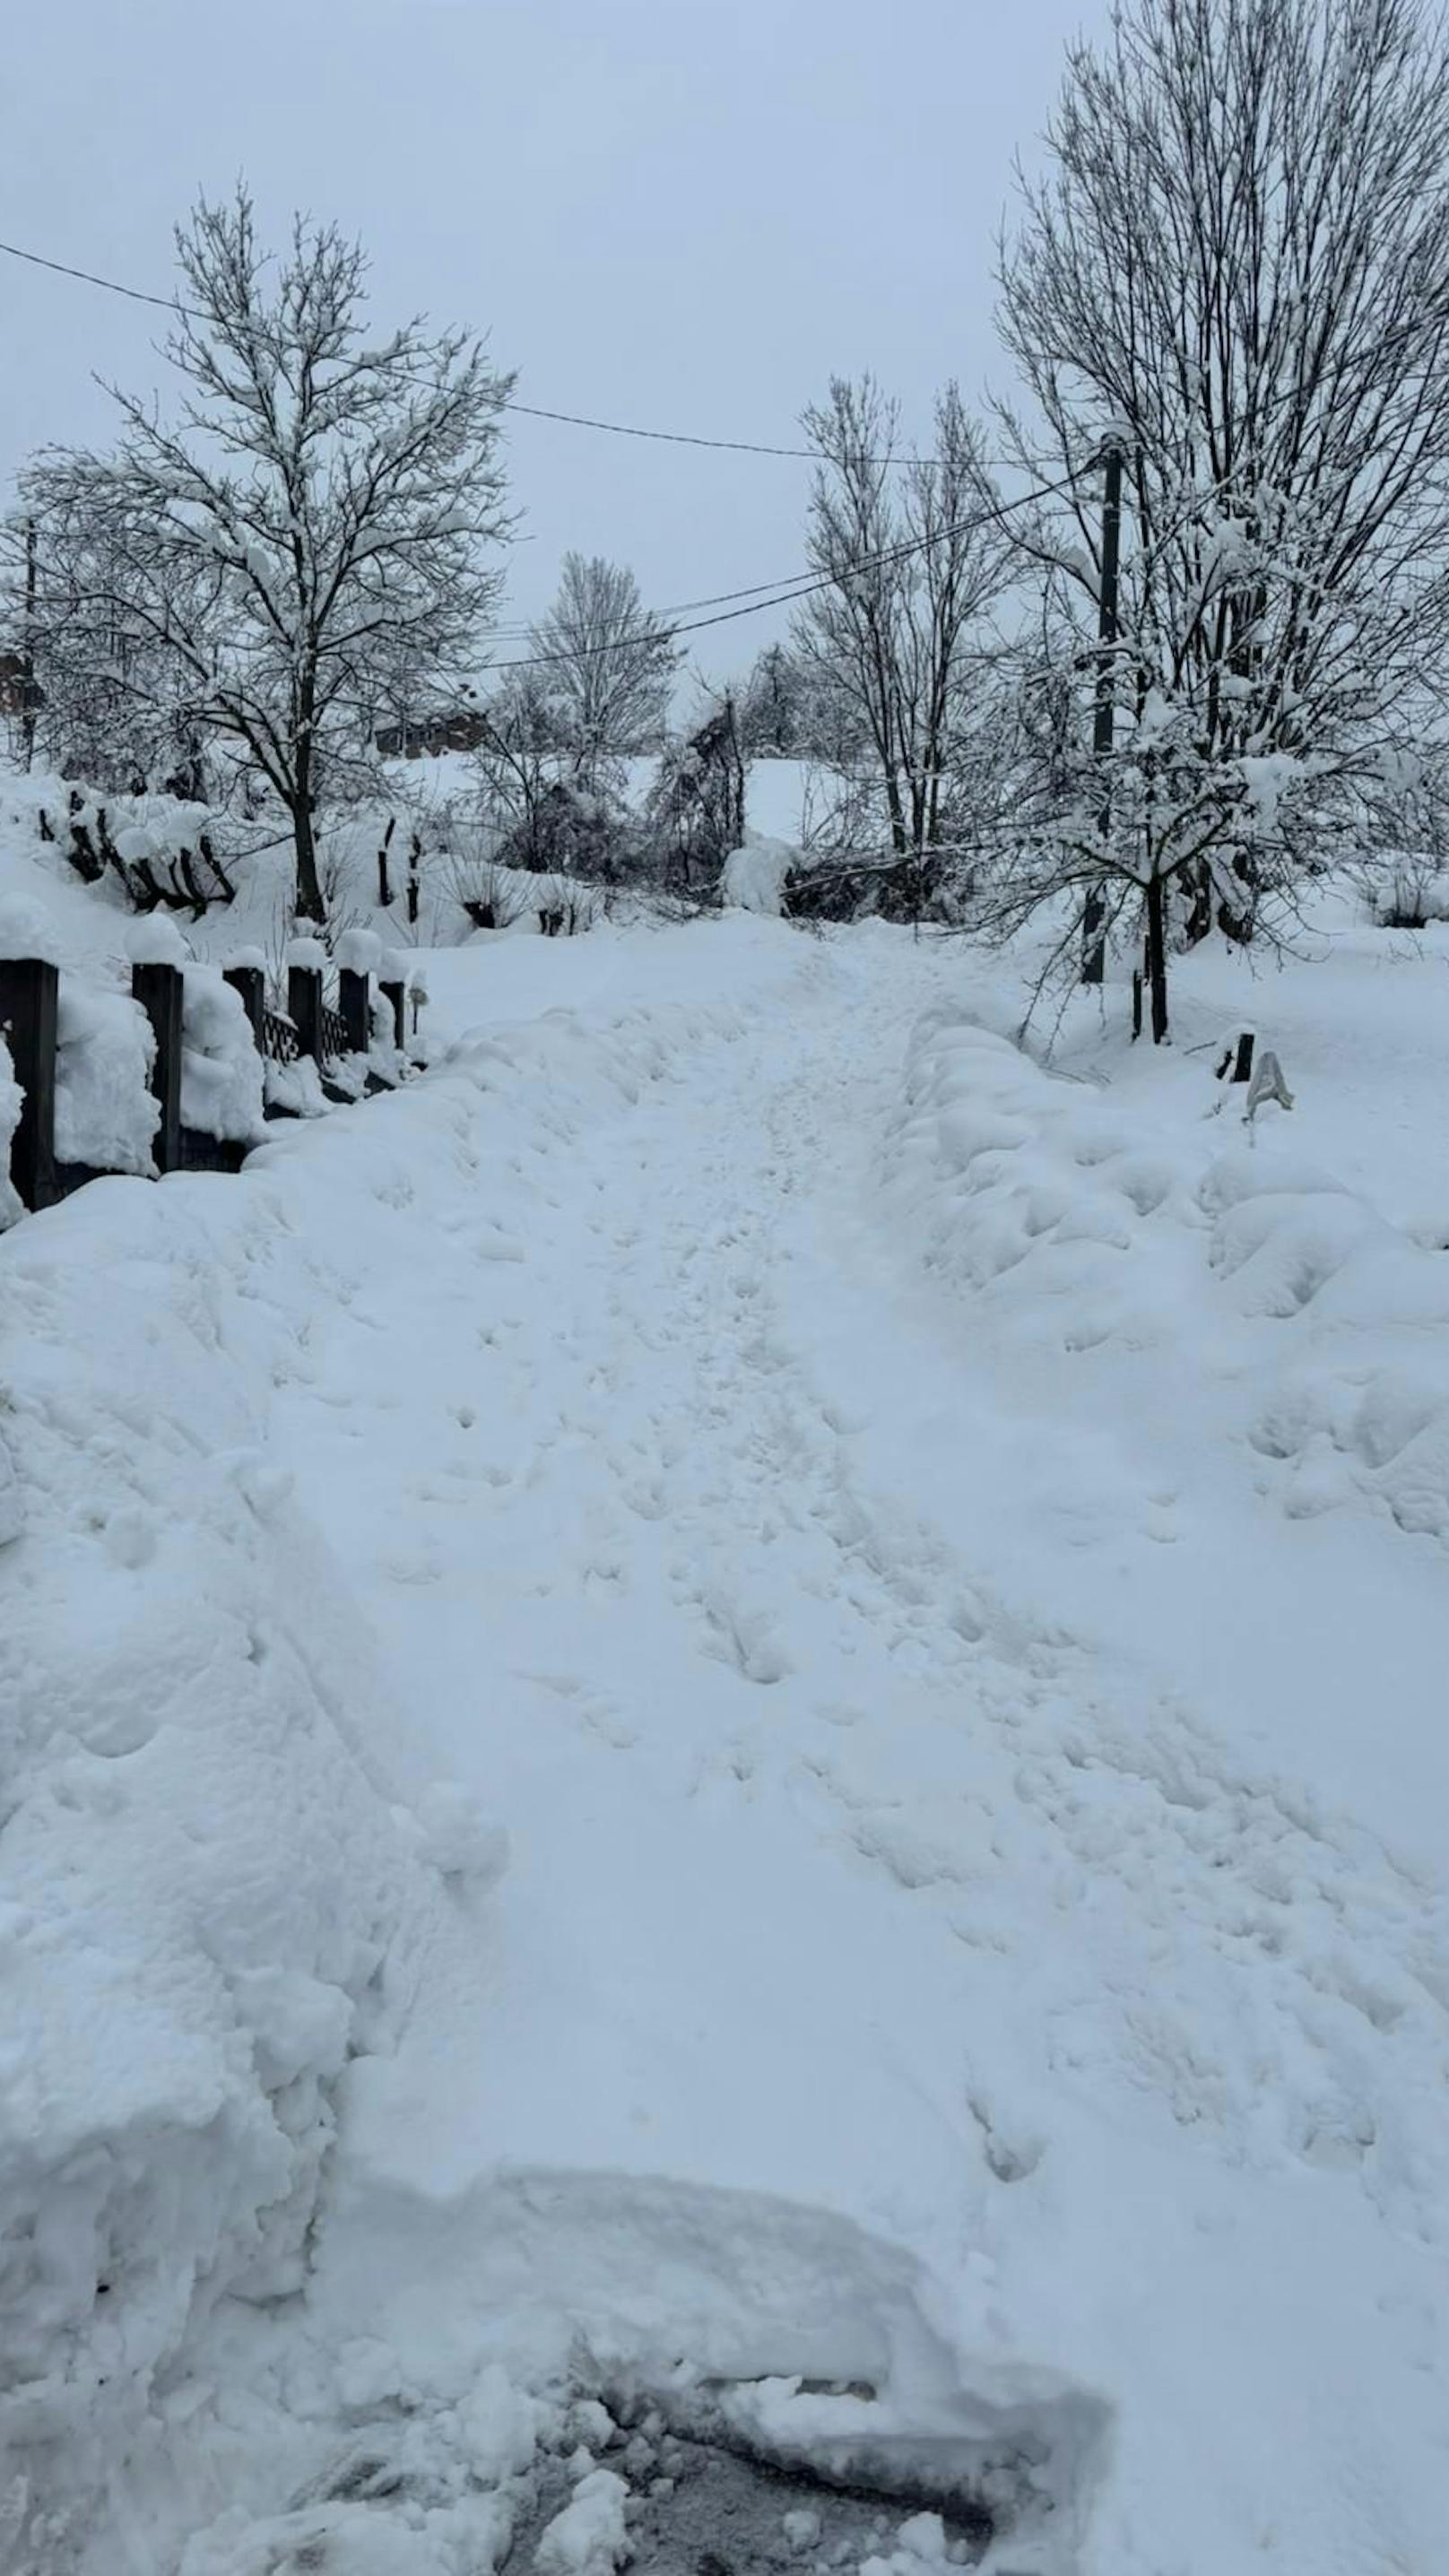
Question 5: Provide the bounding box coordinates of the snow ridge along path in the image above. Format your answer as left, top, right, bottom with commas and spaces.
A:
5, 915, 1446, 2574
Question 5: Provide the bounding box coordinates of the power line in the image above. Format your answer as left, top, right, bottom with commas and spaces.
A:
8, 226, 1449, 480
0, 228, 1087, 664
0, 233, 908, 465
11, 471, 1082, 681
503, 402, 822, 459
477, 472, 1084, 672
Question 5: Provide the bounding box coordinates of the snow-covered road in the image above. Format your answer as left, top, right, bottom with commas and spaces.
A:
263, 925, 1447, 2575
6, 915, 1446, 2575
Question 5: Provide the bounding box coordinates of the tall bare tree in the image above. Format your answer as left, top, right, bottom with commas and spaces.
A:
995, 0, 1449, 1028
792, 376, 1007, 872
529, 553, 681, 790
22, 190, 512, 918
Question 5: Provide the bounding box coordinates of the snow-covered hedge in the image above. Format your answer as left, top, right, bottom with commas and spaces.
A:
7, 776, 236, 919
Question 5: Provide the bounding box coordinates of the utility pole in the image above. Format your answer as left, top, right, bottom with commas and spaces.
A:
20, 517, 38, 775
1081, 437, 1124, 984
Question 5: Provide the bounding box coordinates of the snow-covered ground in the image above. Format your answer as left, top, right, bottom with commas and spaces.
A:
3, 894, 1447, 2575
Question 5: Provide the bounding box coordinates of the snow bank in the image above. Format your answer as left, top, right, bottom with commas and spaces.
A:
0, 941, 822, 2569
0, 1160, 469, 2563
883, 1009, 1449, 1550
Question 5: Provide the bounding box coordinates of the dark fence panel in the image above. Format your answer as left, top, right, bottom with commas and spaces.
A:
4, 950, 415, 1220
0, 957, 59, 1210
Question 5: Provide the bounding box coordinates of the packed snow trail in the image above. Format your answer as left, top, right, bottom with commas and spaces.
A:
233, 924, 1446, 2576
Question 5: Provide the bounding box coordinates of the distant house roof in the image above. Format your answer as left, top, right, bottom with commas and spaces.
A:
376, 709, 488, 759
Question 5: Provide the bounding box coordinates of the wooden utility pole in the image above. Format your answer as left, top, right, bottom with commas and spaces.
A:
1081, 438, 1124, 984
20, 519, 38, 775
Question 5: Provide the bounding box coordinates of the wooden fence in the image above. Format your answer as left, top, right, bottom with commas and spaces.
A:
0, 951, 413, 1216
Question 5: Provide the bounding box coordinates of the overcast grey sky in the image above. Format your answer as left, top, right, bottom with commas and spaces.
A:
1, 0, 1110, 678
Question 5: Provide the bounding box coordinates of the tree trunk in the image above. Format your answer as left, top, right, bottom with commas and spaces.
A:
292, 794, 325, 923
291, 664, 325, 924
1145, 872, 1169, 1044
883, 769, 909, 856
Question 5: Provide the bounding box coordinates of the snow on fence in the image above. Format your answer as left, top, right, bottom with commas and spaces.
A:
0, 922, 421, 1219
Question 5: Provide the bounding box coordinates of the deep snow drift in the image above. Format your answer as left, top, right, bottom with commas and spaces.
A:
2, 904, 1446, 2576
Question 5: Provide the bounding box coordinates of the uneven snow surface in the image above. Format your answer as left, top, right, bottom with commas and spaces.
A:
3, 912, 1446, 2576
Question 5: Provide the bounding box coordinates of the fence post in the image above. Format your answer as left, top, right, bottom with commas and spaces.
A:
338, 966, 370, 1054
379, 976, 406, 1048
1215, 1029, 1258, 1086
0, 955, 59, 1210
131, 960, 184, 1175
288, 961, 324, 1065
223, 965, 265, 1049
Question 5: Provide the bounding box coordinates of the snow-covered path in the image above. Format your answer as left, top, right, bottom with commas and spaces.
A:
232, 926, 1449, 2576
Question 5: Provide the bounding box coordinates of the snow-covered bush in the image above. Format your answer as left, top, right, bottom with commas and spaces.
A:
41, 784, 235, 917
1348, 850, 1449, 929
533, 872, 604, 937
449, 854, 529, 932
447, 855, 604, 939
721, 834, 798, 917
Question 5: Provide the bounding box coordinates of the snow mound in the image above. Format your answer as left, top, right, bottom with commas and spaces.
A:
721, 833, 798, 916
0, 1171, 458, 2563
55, 981, 159, 1175
181, 965, 268, 1144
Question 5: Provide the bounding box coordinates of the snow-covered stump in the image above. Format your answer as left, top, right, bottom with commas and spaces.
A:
130, 958, 184, 1175
0, 954, 59, 1211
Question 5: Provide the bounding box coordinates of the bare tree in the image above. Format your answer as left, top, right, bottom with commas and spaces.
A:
737, 642, 808, 757
4, 495, 208, 792
995, 0, 1449, 1026
530, 553, 681, 791
792, 377, 1007, 872
22, 190, 512, 918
